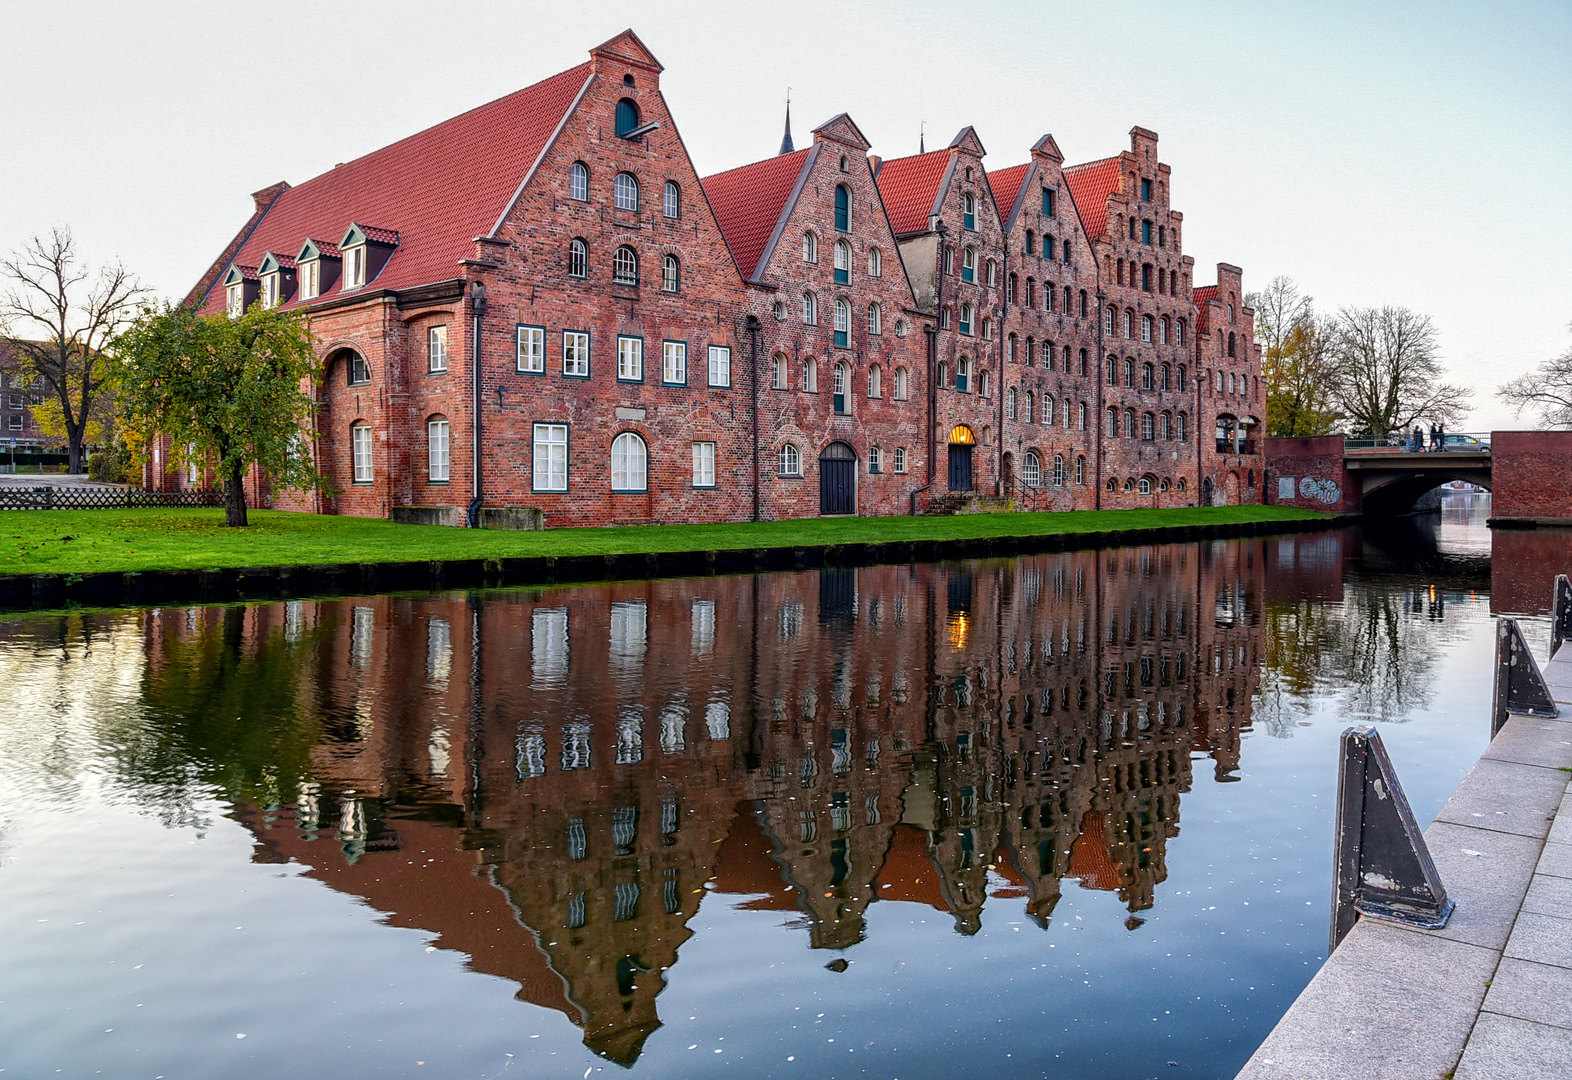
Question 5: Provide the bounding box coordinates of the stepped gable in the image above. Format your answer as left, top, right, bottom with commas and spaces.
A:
194, 60, 594, 312
1062, 155, 1121, 241
875, 149, 951, 236
701, 147, 813, 282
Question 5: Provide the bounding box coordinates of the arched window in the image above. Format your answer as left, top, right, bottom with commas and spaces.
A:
980, 317, 992, 341
868, 247, 882, 276
611, 432, 647, 491
612, 245, 638, 284
662, 254, 679, 292
1141, 412, 1155, 441
1045, 281, 1056, 312
1080, 290, 1089, 317
1075, 456, 1086, 484
1079, 348, 1088, 376
1177, 364, 1188, 391
569, 161, 589, 201
779, 442, 801, 476
1042, 393, 1054, 425
834, 239, 851, 285
833, 297, 851, 347
962, 246, 977, 283
1138, 475, 1153, 496
1161, 363, 1171, 390
802, 356, 818, 392
568, 238, 588, 278
1008, 273, 1018, 304
1124, 409, 1136, 438
614, 172, 639, 211
1160, 412, 1172, 440
944, 246, 955, 275
1142, 362, 1155, 390
1006, 386, 1017, 420
1142, 315, 1153, 342
937, 361, 949, 388
1052, 454, 1066, 487
1228, 372, 1237, 394
1025, 229, 1035, 254
772, 353, 788, 389
1160, 477, 1171, 492
959, 303, 973, 335
1106, 406, 1118, 436
1176, 477, 1187, 493
1123, 310, 1134, 338
895, 318, 908, 338
869, 446, 882, 473
894, 446, 907, 473
1026, 278, 1035, 308
1064, 285, 1072, 313
1124, 478, 1135, 492
1177, 318, 1187, 345
894, 366, 909, 400
834, 184, 851, 231
868, 364, 882, 397
1106, 478, 1118, 493
868, 302, 882, 335
961, 191, 976, 230
1022, 452, 1041, 487
985, 259, 997, 286
1007, 333, 1017, 362
802, 290, 817, 324
1124, 358, 1136, 387
1228, 331, 1237, 358
427, 416, 449, 482
663, 181, 680, 218
833, 361, 850, 414
1106, 306, 1115, 333
803, 231, 818, 263
1177, 412, 1188, 441
956, 356, 971, 393
615, 98, 640, 137
773, 300, 787, 321
1160, 316, 1170, 344
1106, 356, 1118, 385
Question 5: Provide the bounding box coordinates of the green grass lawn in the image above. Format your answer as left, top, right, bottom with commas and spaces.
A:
0, 505, 1332, 575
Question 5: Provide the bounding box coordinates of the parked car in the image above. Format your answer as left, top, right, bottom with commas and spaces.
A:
1440, 434, 1490, 452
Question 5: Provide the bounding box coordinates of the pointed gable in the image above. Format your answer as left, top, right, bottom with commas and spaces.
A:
1062, 156, 1121, 242
812, 112, 871, 152
948, 125, 986, 158
874, 149, 952, 236
702, 147, 815, 281
987, 162, 1033, 232
196, 59, 594, 312
589, 28, 664, 73
1031, 133, 1064, 163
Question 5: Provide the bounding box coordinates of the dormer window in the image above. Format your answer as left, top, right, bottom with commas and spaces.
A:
256, 252, 294, 309
261, 272, 280, 308
226, 283, 244, 317
336, 224, 397, 292
221, 265, 257, 318
299, 258, 320, 299
344, 244, 366, 289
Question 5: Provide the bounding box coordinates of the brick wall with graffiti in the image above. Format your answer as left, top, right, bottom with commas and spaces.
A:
1264, 436, 1359, 513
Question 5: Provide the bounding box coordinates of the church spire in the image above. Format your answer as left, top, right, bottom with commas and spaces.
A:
919, 120, 925, 154
779, 89, 794, 155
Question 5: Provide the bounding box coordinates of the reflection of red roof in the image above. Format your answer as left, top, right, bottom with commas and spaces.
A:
876, 150, 950, 235
987, 163, 1030, 228
873, 823, 948, 910
988, 842, 1029, 898
1068, 811, 1124, 892
712, 802, 798, 910
701, 148, 812, 281
1063, 156, 1121, 241
197, 61, 593, 312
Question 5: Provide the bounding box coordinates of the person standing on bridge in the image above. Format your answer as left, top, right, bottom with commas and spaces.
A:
1438, 421, 1445, 450
1412, 426, 1423, 452
1429, 424, 1439, 451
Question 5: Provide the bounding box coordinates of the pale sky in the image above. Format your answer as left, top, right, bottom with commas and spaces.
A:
2, 0, 1567, 430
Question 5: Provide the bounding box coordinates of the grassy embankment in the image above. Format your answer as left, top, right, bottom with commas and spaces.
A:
0, 505, 1331, 575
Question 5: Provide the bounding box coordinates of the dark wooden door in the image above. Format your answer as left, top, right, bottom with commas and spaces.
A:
819, 442, 856, 515
948, 445, 974, 492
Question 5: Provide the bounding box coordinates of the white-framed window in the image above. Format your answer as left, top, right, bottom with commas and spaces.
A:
351, 423, 373, 483
562, 331, 589, 377
868, 364, 882, 398
981, 317, 992, 341
962, 246, 977, 282
344, 245, 366, 289
834, 239, 851, 283
300, 259, 320, 299
802, 291, 817, 325
773, 300, 787, 321
940, 307, 951, 330
869, 445, 882, 472
533, 423, 568, 491
985, 259, 997, 286
226, 283, 244, 317
663, 180, 680, 218
707, 345, 731, 387
868, 247, 882, 276
1142, 314, 1153, 343
347, 353, 370, 385
568, 238, 588, 278
893, 366, 908, 400
611, 432, 647, 492
959, 303, 973, 336
832, 360, 850, 414
614, 172, 639, 211
1123, 310, 1134, 338
1006, 386, 1017, 420
802, 356, 818, 392
1043, 394, 1055, 425
261, 272, 280, 309
1053, 454, 1067, 487
427, 418, 450, 481
803, 231, 818, 263
663, 341, 686, 385
612, 245, 638, 284
893, 446, 907, 473
868, 302, 882, 335
833, 297, 850, 346
569, 161, 589, 201
428, 325, 448, 372
662, 254, 679, 292
517, 325, 544, 372
772, 354, 788, 389
617, 336, 643, 381
1022, 452, 1041, 487
692, 441, 716, 487
779, 442, 801, 476
1160, 317, 1169, 344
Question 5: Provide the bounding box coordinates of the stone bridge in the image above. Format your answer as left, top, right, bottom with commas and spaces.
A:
1265, 431, 1572, 523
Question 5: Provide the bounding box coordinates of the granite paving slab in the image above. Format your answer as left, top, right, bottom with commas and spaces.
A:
1432, 756, 1569, 838
1504, 910, 1572, 969
1482, 957, 1572, 1030
1454, 1012, 1572, 1079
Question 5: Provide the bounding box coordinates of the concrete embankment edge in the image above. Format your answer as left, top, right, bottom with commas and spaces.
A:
1237, 645, 1572, 1080
0, 513, 1348, 612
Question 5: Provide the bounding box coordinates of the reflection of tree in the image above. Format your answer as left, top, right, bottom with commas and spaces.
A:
1258, 583, 1460, 729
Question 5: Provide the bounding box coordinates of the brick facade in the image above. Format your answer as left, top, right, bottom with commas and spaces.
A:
182, 29, 1265, 526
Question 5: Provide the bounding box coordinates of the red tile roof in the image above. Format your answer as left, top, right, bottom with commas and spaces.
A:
198, 61, 593, 313
1062, 156, 1121, 241
875, 149, 950, 235
987, 163, 1030, 229
701, 147, 812, 281
1193, 285, 1218, 331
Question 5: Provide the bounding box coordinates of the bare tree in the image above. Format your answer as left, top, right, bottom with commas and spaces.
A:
1, 227, 149, 472
1498, 324, 1572, 428
1248, 275, 1315, 357
1328, 305, 1471, 436
1247, 276, 1340, 436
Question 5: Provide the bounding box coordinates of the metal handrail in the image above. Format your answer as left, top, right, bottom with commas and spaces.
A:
1344, 432, 1492, 452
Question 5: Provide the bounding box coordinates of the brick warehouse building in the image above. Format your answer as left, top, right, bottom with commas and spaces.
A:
168, 29, 1263, 524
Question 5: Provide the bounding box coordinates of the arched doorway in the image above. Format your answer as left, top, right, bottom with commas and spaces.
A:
819, 441, 857, 515
1226, 470, 1241, 504
1202, 476, 1214, 506
1001, 451, 1014, 495
948, 425, 976, 492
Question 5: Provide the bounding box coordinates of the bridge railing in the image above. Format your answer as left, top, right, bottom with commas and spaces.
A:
1343, 432, 1493, 453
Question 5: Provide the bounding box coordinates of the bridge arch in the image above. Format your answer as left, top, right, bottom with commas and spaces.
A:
1359, 470, 1491, 516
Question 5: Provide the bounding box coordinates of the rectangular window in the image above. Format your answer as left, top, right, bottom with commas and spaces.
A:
226, 284, 243, 318
7, 416, 20, 430
517, 325, 544, 372
300, 259, 320, 299
1042, 188, 1055, 216
663, 341, 687, 385
617, 336, 643, 382
562, 331, 589, 377
428, 325, 448, 372
692, 441, 715, 487
261, 273, 279, 309
427, 419, 450, 481
345, 246, 366, 288
707, 345, 731, 388
351, 424, 373, 483
533, 423, 568, 491
1141, 178, 1153, 201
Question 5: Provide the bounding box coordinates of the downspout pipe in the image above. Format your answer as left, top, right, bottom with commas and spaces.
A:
910, 219, 948, 515
748, 314, 762, 522
467, 280, 487, 528
1094, 285, 1105, 510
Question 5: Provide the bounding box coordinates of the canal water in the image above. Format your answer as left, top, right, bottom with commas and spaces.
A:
1, 498, 1566, 1080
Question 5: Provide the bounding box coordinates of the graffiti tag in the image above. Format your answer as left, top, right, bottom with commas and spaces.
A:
1298, 477, 1342, 505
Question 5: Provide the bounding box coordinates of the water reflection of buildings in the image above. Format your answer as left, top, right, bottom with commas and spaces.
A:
136, 542, 1281, 1066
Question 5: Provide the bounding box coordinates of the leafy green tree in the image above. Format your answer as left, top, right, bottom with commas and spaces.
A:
115, 301, 323, 526
1249, 276, 1338, 437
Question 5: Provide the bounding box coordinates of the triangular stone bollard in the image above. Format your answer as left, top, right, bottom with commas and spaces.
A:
1553, 574, 1571, 661
1331, 725, 1453, 951
1492, 617, 1560, 738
